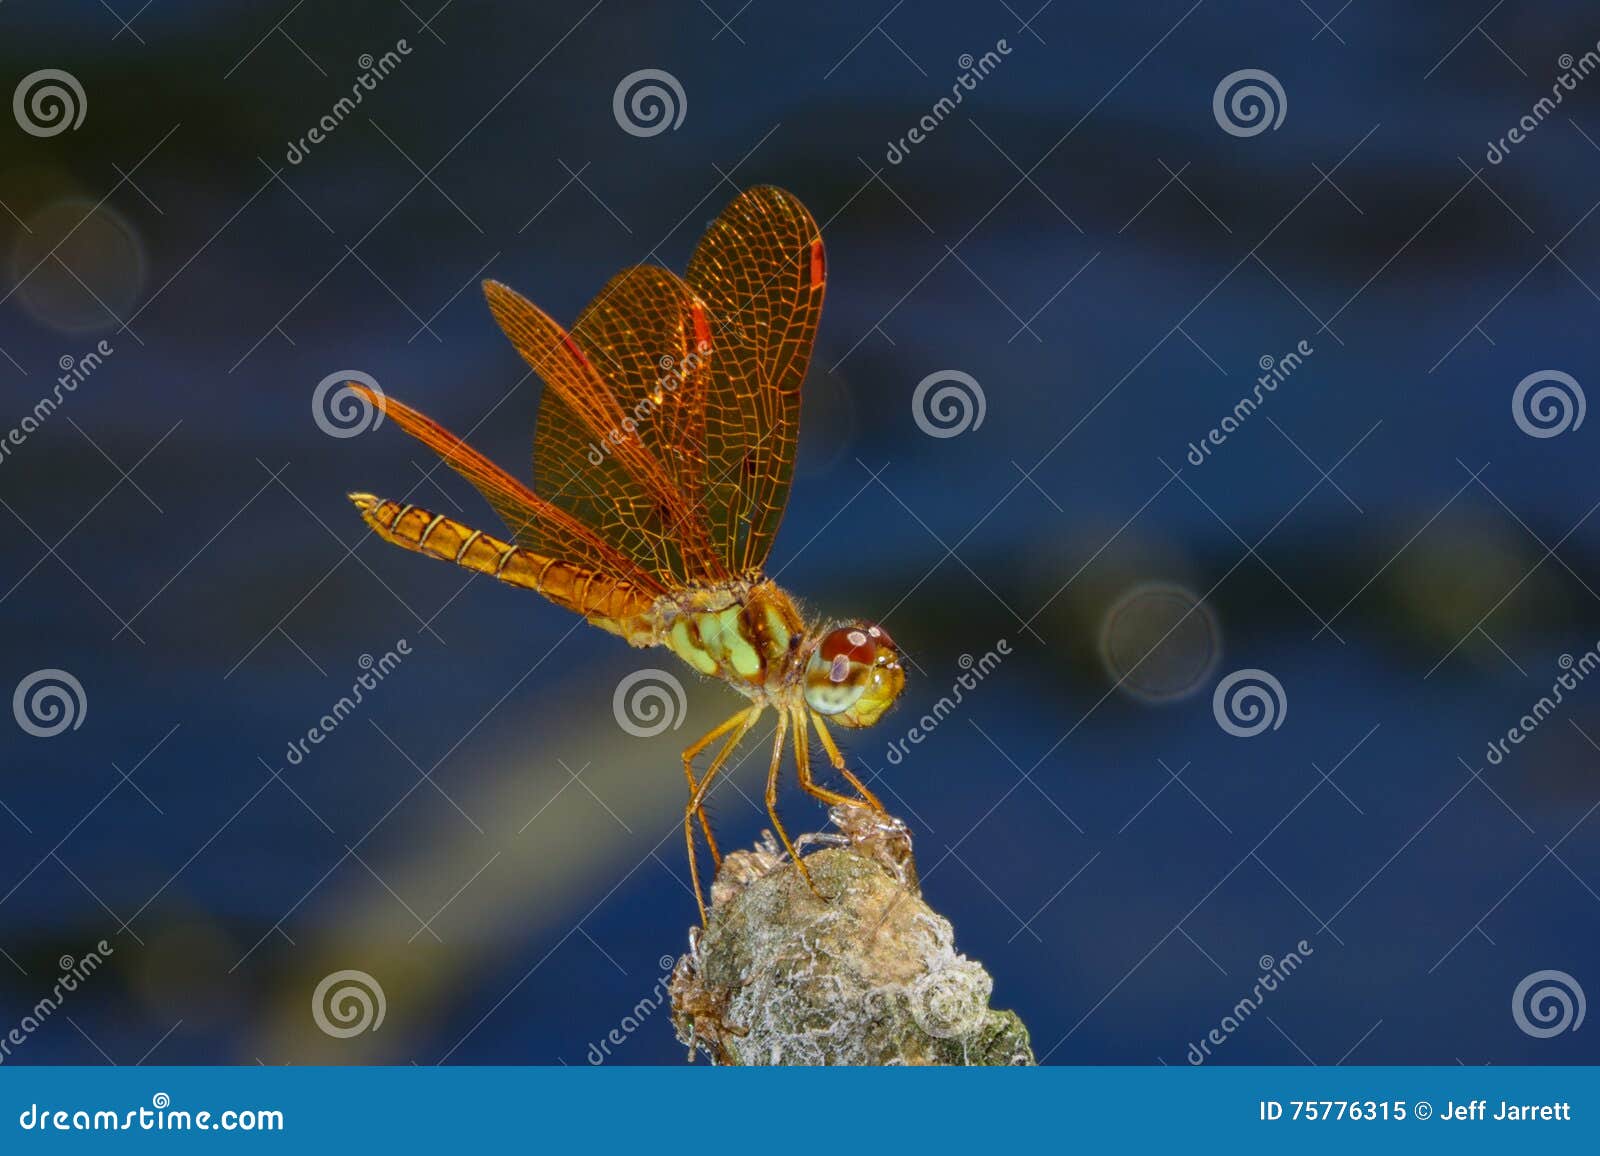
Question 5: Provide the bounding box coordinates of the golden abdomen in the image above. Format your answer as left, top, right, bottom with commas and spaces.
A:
350, 493, 655, 633
350, 493, 806, 680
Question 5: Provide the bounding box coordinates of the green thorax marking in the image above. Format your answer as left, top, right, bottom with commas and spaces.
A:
664, 602, 795, 684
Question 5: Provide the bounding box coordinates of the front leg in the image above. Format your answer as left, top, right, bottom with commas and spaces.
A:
810, 713, 885, 812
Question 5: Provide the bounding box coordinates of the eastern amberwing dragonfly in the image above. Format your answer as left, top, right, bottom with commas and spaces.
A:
346, 186, 905, 922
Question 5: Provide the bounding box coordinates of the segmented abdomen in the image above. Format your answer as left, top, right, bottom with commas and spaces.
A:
349, 493, 654, 629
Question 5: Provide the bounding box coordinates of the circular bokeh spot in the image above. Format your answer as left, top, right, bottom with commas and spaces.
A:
1098, 583, 1221, 702
11, 198, 146, 334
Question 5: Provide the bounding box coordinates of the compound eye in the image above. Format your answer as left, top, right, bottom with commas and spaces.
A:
820, 626, 877, 668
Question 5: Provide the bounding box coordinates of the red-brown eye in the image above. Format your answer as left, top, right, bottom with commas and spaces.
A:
820, 626, 876, 667
865, 622, 895, 650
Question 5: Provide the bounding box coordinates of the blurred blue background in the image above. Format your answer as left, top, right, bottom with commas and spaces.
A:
2, 0, 1599, 1065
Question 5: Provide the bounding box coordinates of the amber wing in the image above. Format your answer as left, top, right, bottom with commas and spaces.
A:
482, 278, 729, 587
685, 186, 826, 577
530, 265, 718, 590
383, 186, 828, 598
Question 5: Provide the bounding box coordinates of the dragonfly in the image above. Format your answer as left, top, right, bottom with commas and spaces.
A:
345, 186, 906, 923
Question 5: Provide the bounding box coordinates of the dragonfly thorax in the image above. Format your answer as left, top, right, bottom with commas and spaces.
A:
654, 580, 808, 698
650, 582, 905, 727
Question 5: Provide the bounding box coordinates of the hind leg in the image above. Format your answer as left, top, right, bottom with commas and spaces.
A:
683, 706, 761, 924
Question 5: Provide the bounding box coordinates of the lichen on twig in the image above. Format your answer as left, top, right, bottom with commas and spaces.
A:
670, 805, 1035, 1066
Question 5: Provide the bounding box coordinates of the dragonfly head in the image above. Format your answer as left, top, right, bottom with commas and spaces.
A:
802, 622, 905, 728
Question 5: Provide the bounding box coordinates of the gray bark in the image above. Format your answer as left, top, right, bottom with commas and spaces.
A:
670, 805, 1035, 1065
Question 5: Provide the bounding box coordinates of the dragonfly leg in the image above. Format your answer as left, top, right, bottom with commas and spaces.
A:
683, 705, 762, 926
683, 722, 741, 869
811, 713, 885, 812
792, 707, 869, 809
764, 711, 822, 900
